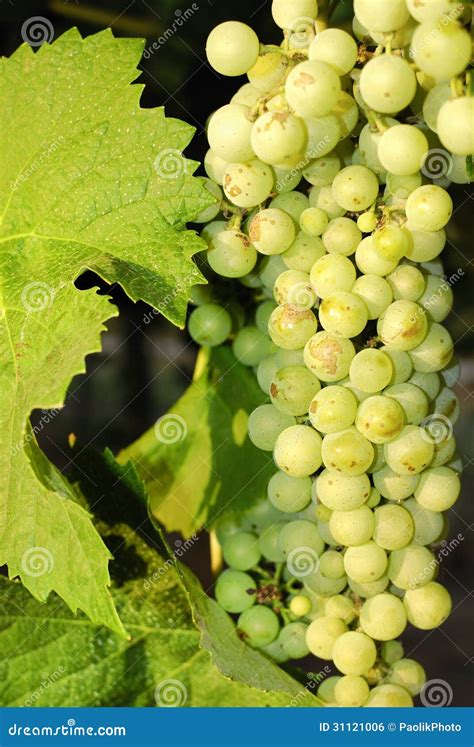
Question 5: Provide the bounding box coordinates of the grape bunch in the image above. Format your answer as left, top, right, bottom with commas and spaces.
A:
188, 0, 470, 707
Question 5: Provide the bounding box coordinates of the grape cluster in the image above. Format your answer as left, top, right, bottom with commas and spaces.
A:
189, 0, 469, 707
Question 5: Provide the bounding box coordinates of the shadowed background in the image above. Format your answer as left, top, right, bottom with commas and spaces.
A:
1, 0, 472, 705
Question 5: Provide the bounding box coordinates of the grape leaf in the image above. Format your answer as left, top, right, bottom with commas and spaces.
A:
118, 346, 275, 537
0, 30, 211, 630
0, 527, 317, 707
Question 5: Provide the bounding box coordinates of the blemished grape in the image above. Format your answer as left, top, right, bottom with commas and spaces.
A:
249, 209, 296, 255
188, 304, 232, 347
332, 165, 379, 212
215, 569, 257, 613
267, 471, 312, 512
359, 55, 416, 114
332, 630, 377, 675
248, 404, 295, 451
355, 395, 405, 444
270, 365, 321, 415
251, 111, 306, 167
377, 300, 428, 351
206, 22, 259, 76
316, 469, 371, 511
322, 427, 374, 476
222, 531, 261, 571
308, 385, 358, 434
268, 304, 318, 350
306, 616, 348, 659
304, 331, 356, 382
208, 229, 257, 278
237, 605, 280, 648
285, 60, 341, 119
387, 658, 426, 696
365, 684, 413, 707
248, 51, 290, 93
274, 270, 317, 309
373, 465, 419, 502
319, 291, 368, 338
223, 160, 274, 208
403, 582, 452, 630
349, 349, 394, 394
274, 424, 323, 476
384, 425, 435, 475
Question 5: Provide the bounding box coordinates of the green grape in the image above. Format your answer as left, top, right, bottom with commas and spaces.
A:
214, 513, 252, 545
319, 291, 368, 338
248, 404, 295, 451
315, 502, 333, 523
249, 208, 296, 255
381, 347, 413, 385
257, 355, 279, 394
365, 684, 413, 707
278, 519, 325, 560
378, 125, 428, 177
282, 232, 326, 272
333, 91, 360, 140
409, 370, 441, 400
410, 20, 471, 82
329, 505, 375, 546
332, 630, 377, 675
349, 575, 389, 598
405, 225, 446, 262
418, 275, 453, 323
215, 569, 257, 613
258, 523, 286, 562
188, 303, 232, 347
231, 82, 260, 108
406, 0, 464, 22
404, 499, 443, 546
344, 541, 388, 583
316, 469, 371, 511
319, 550, 345, 579
222, 531, 261, 571
325, 595, 357, 624
303, 154, 341, 187
430, 432, 456, 468
322, 427, 374, 476
308, 28, 358, 75
233, 326, 275, 366
332, 165, 379, 212
207, 104, 254, 163
276, 348, 305, 368
373, 465, 419, 501
285, 60, 341, 118
260, 637, 289, 664
204, 149, 231, 186
251, 111, 306, 167
245, 498, 284, 530
388, 543, 437, 590
310, 254, 357, 298
274, 425, 323, 477
335, 674, 370, 707
387, 658, 426, 696
306, 616, 348, 660
387, 266, 426, 302
304, 115, 341, 160
270, 192, 309, 223
405, 185, 453, 232
273, 270, 317, 308
260, 255, 288, 289
438, 97, 474, 156
384, 382, 429, 425
272, 0, 318, 28
360, 592, 407, 641
377, 300, 428, 351
386, 171, 422, 199
270, 365, 320, 416
349, 349, 394, 394
355, 395, 405, 444
268, 471, 312, 512
354, 0, 409, 31
371, 16, 417, 48
409, 322, 453, 373
366, 486, 381, 508
359, 55, 416, 114
299, 208, 329, 238
208, 229, 257, 278
342, 378, 373, 403
414, 466, 461, 512
206, 21, 259, 76
317, 675, 342, 704
403, 581, 452, 630
441, 357, 460, 388
309, 185, 346, 219
237, 606, 280, 648
277, 622, 310, 660
381, 640, 404, 666
248, 51, 289, 92
223, 160, 274, 209
322, 217, 362, 257
304, 568, 348, 596
384, 425, 434, 475
373, 504, 414, 551
422, 81, 452, 132
304, 331, 356, 382
356, 236, 398, 276
352, 275, 393, 320
268, 304, 318, 350
255, 301, 277, 334
357, 211, 377, 233
195, 179, 223, 223
274, 166, 303, 194
308, 385, 358, 434
358, 120, 396, 175
290, 594, 312, 618
189, 284, 214, 307
373, 225, 411, 262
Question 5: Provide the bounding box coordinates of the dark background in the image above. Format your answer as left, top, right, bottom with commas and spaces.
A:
1, 0, 472, 705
